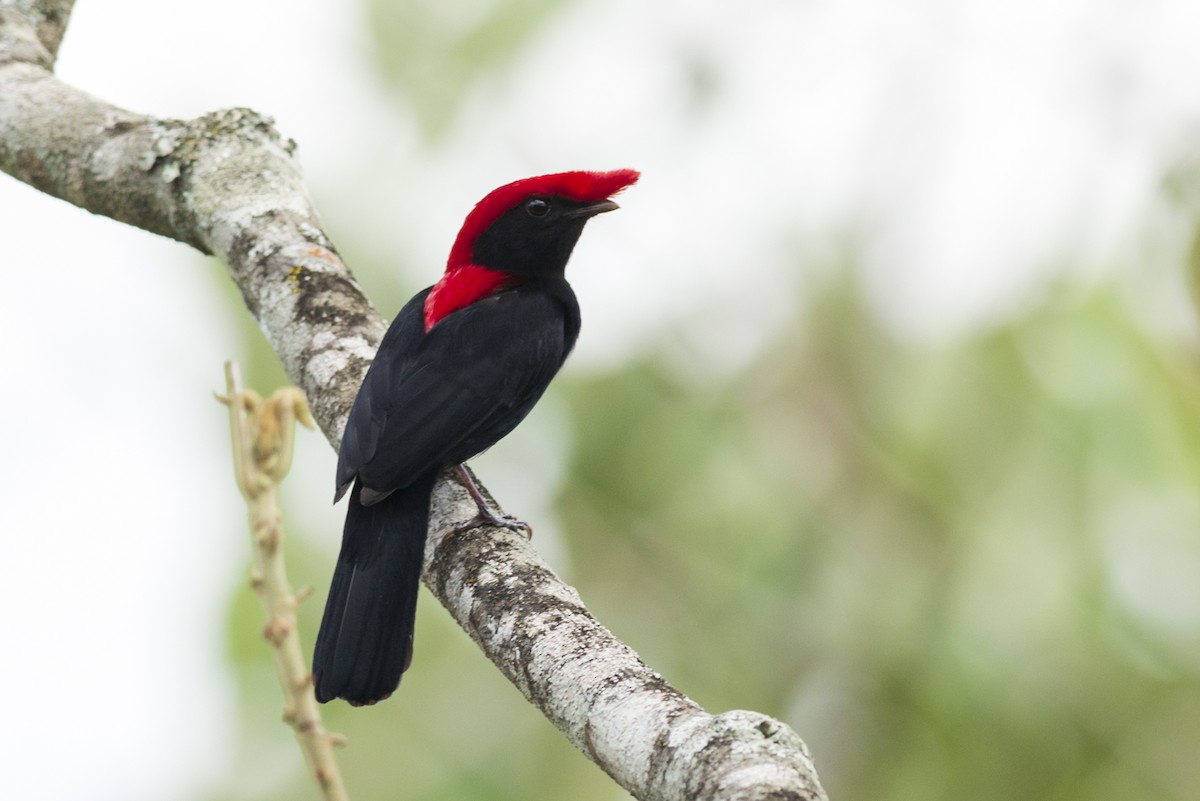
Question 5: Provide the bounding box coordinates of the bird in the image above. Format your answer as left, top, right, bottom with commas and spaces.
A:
312, 168, 639, 706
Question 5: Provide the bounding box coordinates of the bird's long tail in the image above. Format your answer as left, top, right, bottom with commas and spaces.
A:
313, 471, 438, 705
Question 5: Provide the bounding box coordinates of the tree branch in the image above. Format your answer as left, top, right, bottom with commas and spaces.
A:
0, 4, 828, 799
427, 473, 827, 800
1, 5, 377, 441
0, 0, 72, 67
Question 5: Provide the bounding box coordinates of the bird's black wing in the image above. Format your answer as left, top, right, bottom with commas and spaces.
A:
334, 288, 432, 501
337, 286, 571, 501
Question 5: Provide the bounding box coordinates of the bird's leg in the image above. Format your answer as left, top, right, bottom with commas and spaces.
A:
441, 464, 533, 542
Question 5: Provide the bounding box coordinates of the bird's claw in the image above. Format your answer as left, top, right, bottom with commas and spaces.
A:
447, 463, 534, 542
439, 510, 533, 544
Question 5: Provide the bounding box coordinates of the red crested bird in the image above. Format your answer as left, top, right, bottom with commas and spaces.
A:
313, 168, 639, 706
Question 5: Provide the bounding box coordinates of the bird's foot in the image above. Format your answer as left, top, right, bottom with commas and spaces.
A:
441, 464, 534, 543
439, 509, 533, 544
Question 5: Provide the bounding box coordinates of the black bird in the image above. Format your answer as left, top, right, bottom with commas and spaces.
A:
313, 169, 640, 705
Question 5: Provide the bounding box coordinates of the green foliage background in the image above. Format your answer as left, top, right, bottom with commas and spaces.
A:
213, 3, 1200, 800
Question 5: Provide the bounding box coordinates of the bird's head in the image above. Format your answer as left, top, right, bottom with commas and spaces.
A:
423, 169, 639, 331
447, 168, 640, 277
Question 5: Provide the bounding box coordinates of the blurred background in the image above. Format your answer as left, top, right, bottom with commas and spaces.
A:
2, 0, 1200, 799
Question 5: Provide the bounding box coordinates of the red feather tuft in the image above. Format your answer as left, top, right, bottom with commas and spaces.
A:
424, 168, 639, 330
423, 264, 515, 331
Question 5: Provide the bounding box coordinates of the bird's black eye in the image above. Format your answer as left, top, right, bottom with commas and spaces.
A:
525, 198, 550, 217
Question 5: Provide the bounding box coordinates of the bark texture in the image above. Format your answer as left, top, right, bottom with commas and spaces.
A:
0, 13, 378, 441
0, 4, 829, 799
429, 472, 828, 801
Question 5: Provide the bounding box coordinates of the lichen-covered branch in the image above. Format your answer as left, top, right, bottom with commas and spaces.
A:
0, 6, 378, 442
0, 0, 72, 67
0, 3, 828, 799
427, 474, 828, 801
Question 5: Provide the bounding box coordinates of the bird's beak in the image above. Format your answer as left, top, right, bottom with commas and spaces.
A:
567, 199, 620, 219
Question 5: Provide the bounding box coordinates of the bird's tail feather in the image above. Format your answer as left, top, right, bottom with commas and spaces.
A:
312, 471, 438, 705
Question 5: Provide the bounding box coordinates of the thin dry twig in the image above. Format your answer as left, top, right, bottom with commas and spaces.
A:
217, 360, 349, 801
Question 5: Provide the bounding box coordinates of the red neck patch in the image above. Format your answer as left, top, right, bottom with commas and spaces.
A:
423, 264, 515, 331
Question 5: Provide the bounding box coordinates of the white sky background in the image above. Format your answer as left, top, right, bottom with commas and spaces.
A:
3, 0, 1200, 798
